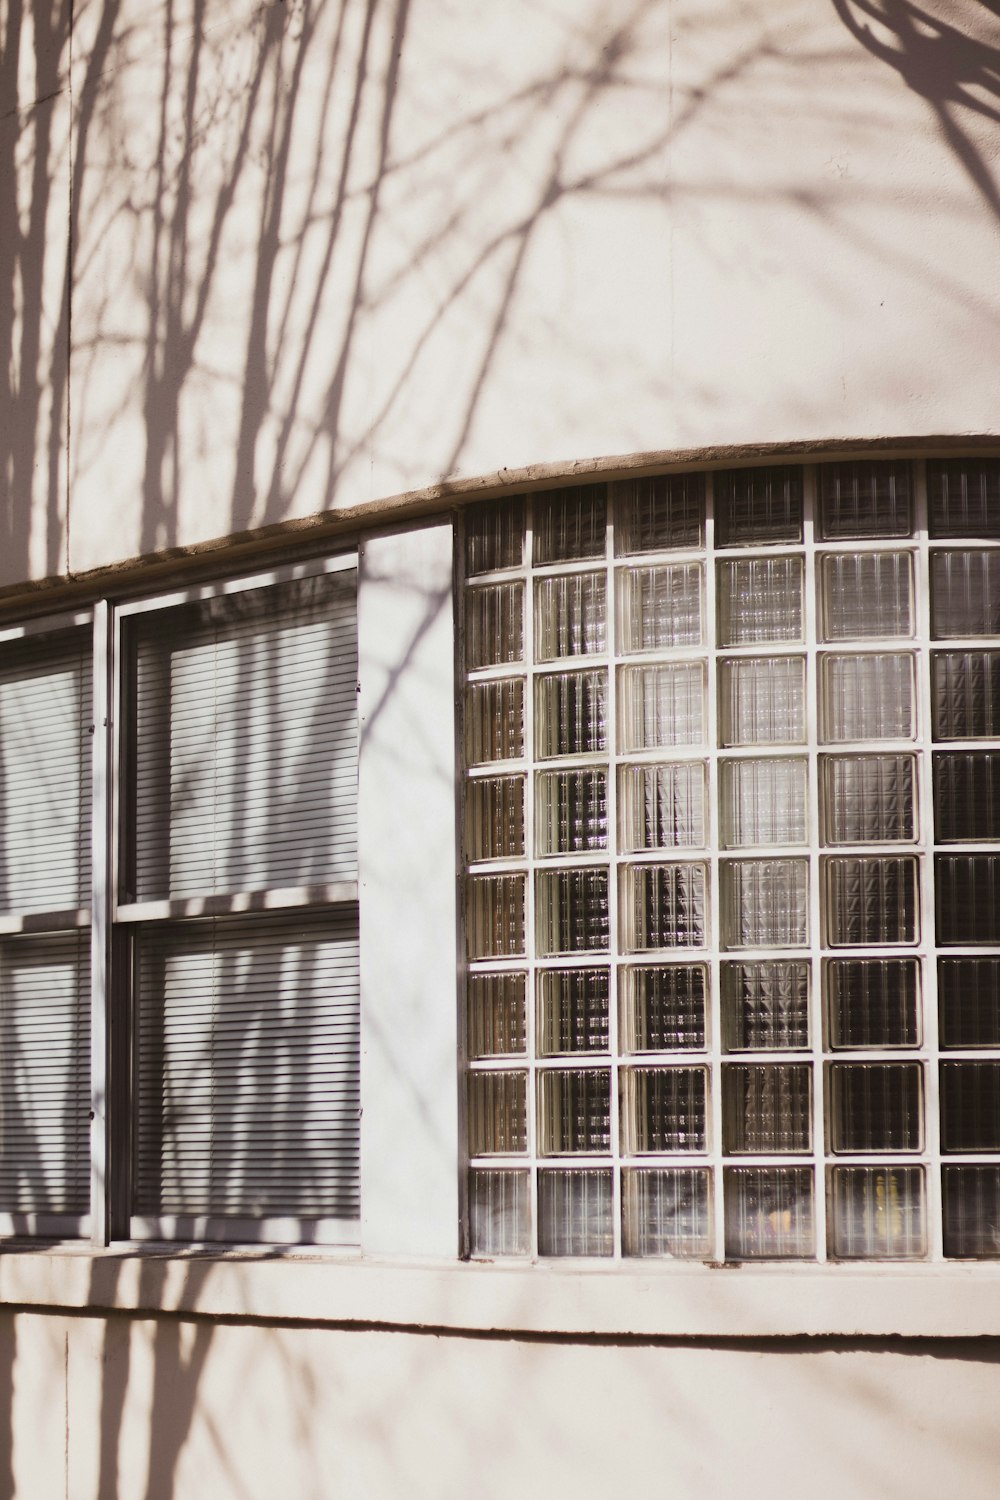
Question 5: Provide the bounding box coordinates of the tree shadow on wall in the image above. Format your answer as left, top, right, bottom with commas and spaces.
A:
832, 0, 1000, 220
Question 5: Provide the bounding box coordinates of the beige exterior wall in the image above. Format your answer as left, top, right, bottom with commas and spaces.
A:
1, 1302, 999, 1500
2, 0, 1000, 587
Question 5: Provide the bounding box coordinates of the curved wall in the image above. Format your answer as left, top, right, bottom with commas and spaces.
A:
3, 1, 1000, 585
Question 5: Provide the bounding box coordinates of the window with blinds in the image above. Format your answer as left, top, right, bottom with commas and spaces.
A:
0, 622, 93, 1233
119, 563, 360, 1243
462, 457, 1000, 1262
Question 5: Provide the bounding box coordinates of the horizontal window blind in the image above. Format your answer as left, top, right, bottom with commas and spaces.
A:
0, 932, 90, 1214
130, 573, 357, 901
0, 630, 92, 914
133, 911, 360, 1220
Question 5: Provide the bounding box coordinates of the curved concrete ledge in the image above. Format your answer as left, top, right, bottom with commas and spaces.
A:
2, 1247, 1000, 1340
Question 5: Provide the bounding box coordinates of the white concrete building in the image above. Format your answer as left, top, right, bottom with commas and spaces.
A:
2, 0, 1000, 1494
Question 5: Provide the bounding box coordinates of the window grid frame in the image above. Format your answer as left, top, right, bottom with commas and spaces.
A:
113, 550, 362, 1249
462, 459, 1000, 1263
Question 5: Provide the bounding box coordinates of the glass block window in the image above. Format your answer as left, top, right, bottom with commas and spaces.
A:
462, 456, 1000, 1263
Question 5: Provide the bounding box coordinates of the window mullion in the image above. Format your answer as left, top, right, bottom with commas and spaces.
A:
803, 466, 826, 1262
705, 472, 725, 1259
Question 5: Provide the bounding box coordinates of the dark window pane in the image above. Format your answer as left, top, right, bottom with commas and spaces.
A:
934, 753, 1000, 841
818, 460, 913, 539
826, 959, 920, 1048
465, 497, 525, 574
533, 486, 607, 564
714, 467, 803, 547
612, 473, 704, 554
829, 1063, 922, 1152
941, 1063, 1000, 1153
943, 1166, 1000, 1257
936, 855, 1000, 945
928, 459, 1000, 539
939, 958, 1000, 1048
931, 551, 1000, 637
932, 652, 1000, 739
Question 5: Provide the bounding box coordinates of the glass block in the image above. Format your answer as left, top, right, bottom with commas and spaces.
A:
467, 1070, 527, 1154
714, 467, 803, 547
821, 552, 913, 640
622, 1168, 712, 1258
621, 964, 707, 1051
535, 769, 607, 855
465, 679, 524, 764
821, 653, 914, 743
536, 868, 610, 955
943, 1166, 1000, 1257
620, 863, 707, 951
467, 973, 527, 1058
829, 1063, 922, 1152
720, 758, 807, 848
932, 551, 1000, 637
936, 855, 1000, 945
468, 1169, 530, 1256
533, 485, 607, 564
818, 460, 913, 540
534, 573, 606, 661
939, 958, 1000, 1048
615, 564, 703, 651
466, 875, 525, 959
716, 557, 803, 645
537, 968, 609, 1055
612, 473, 704, 554
618, 663, 706, 751
535, 670, 606, 758
537, 1069, 611, 1154
723, 1064, 812, 1153
934, 752, 1000, 841
621, 1066, 708, 1153
619, 762, 707, 851
825, 856, 918, 946
822, 754, 915, 844
941, 1062, 1000, 1152
465, 775, 525, 861
465, 982, 528, 1075
538, 1169, 613, 1256
826, 959, 920, 1049
721, 859, 809, 950
722, 961, 810, 1051
724, 1167, 814, 1259
465, 583, 524, 670
465, 497, 525, 575
932, 652, 1000, 739
830, 1167, 925, 1259
928, 459, 1000, 540
718, 657, 805, 747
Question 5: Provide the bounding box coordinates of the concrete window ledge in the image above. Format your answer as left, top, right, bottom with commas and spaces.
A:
1, 1247, 1000, 1339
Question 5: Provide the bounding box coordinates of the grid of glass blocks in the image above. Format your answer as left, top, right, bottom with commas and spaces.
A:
463, 457, 1000, 1262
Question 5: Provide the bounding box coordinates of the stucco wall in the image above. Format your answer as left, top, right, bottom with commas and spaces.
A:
1, 1305, 999, 1500
2, 0, 1000, 586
